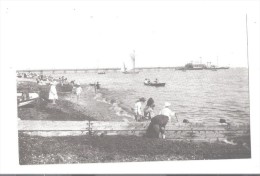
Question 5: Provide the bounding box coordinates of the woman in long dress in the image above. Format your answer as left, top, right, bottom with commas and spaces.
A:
49, 81, 58, 104
143, 97, 155, 120
75, 83, 83, 102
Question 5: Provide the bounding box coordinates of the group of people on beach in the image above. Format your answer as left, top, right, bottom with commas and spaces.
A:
48, 79, 83, 104
134, 97, 177, 122
33, 73, 83, 104
134, 97, 178, 138
17, 72, 38, 78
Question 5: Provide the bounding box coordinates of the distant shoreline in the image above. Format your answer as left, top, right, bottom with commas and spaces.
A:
16, 66, 248, 72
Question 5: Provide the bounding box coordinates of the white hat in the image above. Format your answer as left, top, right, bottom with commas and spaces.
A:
164, 102, 171, 107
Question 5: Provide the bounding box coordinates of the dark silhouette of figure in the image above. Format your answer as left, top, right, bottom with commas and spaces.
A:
146, 115, 169, 138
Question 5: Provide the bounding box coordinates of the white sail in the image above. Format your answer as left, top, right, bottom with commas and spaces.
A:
130, 50, 136, 71
121, 62, 127, 72
122, 50, 139, 74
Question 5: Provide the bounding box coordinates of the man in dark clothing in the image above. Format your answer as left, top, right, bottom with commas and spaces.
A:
146, 115, 169, 138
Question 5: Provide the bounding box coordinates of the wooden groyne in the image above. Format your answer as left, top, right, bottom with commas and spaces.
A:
18, 120, 250, 142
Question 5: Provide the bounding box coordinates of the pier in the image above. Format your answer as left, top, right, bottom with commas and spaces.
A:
17, 67, 179, 74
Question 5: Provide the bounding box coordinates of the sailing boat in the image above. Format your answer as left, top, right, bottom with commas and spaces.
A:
122, 50, 139, 74
97, 60, 106, 74
210, 57, 218, 71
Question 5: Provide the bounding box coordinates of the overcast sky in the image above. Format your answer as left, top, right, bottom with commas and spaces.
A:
1, 0, 259, 69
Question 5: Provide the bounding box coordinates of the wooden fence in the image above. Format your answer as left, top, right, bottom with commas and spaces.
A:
18, 120, 250, 141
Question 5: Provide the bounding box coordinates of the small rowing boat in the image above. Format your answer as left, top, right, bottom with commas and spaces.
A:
144, 82, 166, 87
17, 93, 39, 107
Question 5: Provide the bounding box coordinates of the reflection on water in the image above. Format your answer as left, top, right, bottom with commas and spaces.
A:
54, 68, 250, 125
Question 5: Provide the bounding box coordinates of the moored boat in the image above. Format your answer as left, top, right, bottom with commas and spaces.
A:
144, 82, 166, 87
123, 70, 139, 74
122, 50, 139, 74
17, 93, 39, 107
56, 83, 73, 93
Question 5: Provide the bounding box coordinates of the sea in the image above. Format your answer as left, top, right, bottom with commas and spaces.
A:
53, 68, 250, 125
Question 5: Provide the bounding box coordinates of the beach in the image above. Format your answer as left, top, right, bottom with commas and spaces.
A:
17, 78, 251, 164
17, 79, 134, 122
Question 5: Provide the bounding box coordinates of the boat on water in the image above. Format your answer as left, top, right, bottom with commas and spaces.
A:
17, 73, 23, 78
98, 71, 106, 74
122, 50, 139, 74
216, 67, 230, 69
144, 82, 166, 87
204, 66, 229, 70
123, 70, 139, 74
176, 63, 205, 71
56, 83, 73, 93
176, 62, 230, 71
17, 93, 39, 107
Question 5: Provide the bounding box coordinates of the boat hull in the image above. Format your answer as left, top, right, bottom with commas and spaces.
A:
18, 99, 37, 107
17, 93, 39, 107
122, 71, 139, 74
144, 82, 166, 87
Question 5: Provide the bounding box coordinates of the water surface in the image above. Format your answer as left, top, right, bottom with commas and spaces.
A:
54, 68, 250, 125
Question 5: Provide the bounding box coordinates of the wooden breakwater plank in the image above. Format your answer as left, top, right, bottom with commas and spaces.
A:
18, 120, 88, 131
18, 120, 250, 139
18, 120, 150, 131
18, 120, 250, 131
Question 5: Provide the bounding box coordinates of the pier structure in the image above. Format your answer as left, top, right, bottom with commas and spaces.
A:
17, 67, 178, 74
134, 67, 176, 72
18, 68, 121, 74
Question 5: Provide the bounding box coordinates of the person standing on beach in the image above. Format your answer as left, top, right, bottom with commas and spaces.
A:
159, 102, 178, 124
49, 81, 58, 104
93, 82, 97, 94
93, 82, 100, 94
134, 97, 146, 121
59, 76, 65, 86
75, 83, 83, 102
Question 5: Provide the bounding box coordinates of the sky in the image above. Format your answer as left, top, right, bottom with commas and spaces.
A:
1, 0, 259, 69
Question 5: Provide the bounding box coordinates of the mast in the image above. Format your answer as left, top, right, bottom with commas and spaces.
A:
123, 62, 127, 72
130, 50, 135, 71
217, 56, 219, 67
